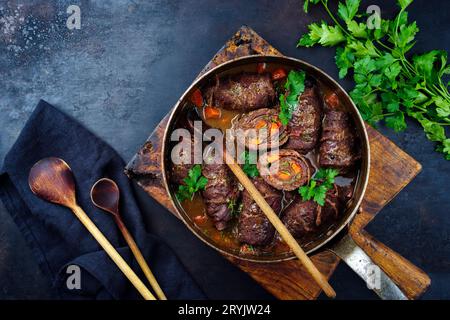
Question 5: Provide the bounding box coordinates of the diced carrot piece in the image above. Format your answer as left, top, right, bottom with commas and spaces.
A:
257, 62, 267, 74
190, 88, 203, 107
270, 122, 280, 134
291, 162, 302, 174
204, 106, 221, 119
272, 68, 287, 80
193, 215, 208, 224
240, 244, 255, 254
325, 92, 340, 109
255, 119, 267, 129
277, 171, 292, 181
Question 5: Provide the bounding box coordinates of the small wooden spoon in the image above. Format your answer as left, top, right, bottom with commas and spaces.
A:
91, 178, 167, 300
28, 157, 155, 300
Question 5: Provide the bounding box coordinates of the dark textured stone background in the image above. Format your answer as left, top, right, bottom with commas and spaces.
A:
0, 0, 449, 299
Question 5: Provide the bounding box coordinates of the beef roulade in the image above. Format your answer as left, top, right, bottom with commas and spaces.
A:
205, 73, 276, 111
282, 186, 341, 238
319, 109, 360, 172
234, 108, 288, 151
202, 161, 240, 231
285, 85, 322, 153
238, 177, 282, 246
170, 137, 196, 185
258, 149, 313, 191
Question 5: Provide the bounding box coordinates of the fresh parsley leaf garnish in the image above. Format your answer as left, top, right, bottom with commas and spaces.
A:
299, 180, 328, 206
297, 22, 346, 48
299, 168, 339, 206
176, 164, 208, 202
241, 151, 259, 177
314, 168, 340, 185
338, 0, 360, 24
299, 0, 450, 160
279, 70, 306, 125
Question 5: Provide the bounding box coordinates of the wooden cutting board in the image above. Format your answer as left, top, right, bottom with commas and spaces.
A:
125, 26, 430, 300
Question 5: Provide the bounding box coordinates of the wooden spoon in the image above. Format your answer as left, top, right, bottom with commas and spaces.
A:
28, 157, 155, 300
196, 107, 335, 298
223, 151, 336, 298
91, 178, 167, 300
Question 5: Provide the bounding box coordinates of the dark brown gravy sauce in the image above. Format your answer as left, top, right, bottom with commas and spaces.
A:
171, 63, 360, 258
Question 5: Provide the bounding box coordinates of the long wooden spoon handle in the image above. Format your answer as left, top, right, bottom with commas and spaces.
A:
71, 205, 156, 300
115, 217, 168, 300
225, 158, 336, 298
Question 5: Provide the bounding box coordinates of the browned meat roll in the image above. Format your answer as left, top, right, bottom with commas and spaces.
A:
170, 138, 195, 185
282, 186, 340, 238
202, 163, 240, 231
258, 149, 313, 191
319, 110, 360, 171
285, 85, 322, 153
170, 109, 209, 185
171, 163, 193, 186
282, 198, 317, 237
234, 108, 288, 151
315, 184, 340, 226
238, 177, 282, 246
205, 73, 276, 111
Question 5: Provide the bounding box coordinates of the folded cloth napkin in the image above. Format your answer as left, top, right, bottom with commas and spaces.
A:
0, 100, 205, 300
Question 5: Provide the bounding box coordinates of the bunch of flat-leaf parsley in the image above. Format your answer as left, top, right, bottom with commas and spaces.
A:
299, 0, 450, 160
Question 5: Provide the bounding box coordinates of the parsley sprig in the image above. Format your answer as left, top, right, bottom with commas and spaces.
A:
279, 70, 306, 125
299, 0, 450, 160
241, 151, 260, 177
176, 164, 208, 202
299, 168, 339, 206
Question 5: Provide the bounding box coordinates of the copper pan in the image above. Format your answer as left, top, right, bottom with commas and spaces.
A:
161, 55, 405, 299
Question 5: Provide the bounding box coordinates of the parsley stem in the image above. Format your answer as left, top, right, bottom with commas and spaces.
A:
404, 59, 416, 73
399, 58, 417, 78
363, 88, 386, 97
438, 82, 450, 97
394, 8, 405, 42
432, 84, 450, 100
413, 105, 428, 113
418, 86, 435, 97
321, 1, 352, 38
376, 40, 392, 52
405, 62, 417, 77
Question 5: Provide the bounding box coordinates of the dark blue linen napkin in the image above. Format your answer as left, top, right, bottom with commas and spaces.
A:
0, 100, 205, 300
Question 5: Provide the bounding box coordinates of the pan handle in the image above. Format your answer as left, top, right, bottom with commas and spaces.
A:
329, 232, 430, 300
352, 230, 430, 299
